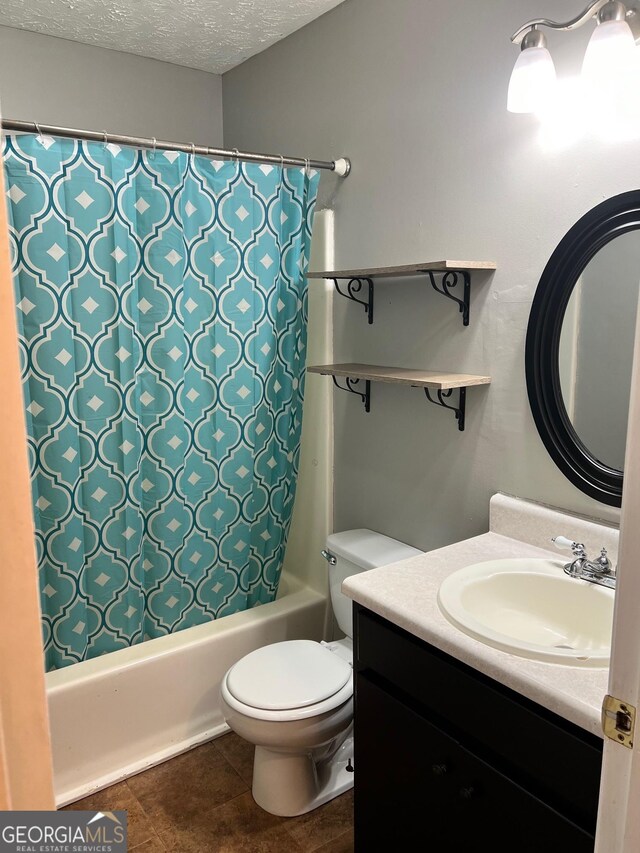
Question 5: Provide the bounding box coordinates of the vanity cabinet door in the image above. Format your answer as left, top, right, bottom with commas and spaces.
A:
355, 673, 594, 853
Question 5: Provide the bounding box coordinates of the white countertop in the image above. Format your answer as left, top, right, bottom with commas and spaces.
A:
343, 528, 610, 738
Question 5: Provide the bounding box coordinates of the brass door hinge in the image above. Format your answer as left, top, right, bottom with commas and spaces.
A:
602, 694, 636, 748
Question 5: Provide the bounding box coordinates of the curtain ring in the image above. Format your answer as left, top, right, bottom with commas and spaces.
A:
103, 130, 108, 148
190, 142, 196, 157
276, 155, 285, 199
231, 147, 240, 165
151, 137, 157, 158
304, 157, 310, 177
34, 121, 42, 138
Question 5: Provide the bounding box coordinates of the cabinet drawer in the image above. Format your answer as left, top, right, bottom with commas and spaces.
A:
355, 673, 594, 852
354, 604, 602, 832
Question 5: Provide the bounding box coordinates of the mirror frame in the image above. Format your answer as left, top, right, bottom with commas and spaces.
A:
526, 190, 640, 508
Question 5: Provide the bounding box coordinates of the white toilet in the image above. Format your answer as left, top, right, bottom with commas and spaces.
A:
220, 528, 422, 816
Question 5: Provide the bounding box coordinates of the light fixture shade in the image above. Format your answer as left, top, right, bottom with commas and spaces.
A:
507, 46, 557, 113
582, 18, 637, 83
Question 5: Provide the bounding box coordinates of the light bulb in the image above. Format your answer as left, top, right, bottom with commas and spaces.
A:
582, 18, 637, 84
507, 43, 557, 114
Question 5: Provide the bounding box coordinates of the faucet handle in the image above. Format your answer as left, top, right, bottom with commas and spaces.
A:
552, 536, 586, 556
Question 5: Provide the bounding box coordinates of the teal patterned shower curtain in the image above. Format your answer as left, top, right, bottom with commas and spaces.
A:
3, 132, 319, 670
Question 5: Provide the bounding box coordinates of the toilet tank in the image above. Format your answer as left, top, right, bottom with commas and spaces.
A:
325, 529, 422, 638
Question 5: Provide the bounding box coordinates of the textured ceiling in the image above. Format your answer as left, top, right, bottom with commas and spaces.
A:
1, 0, 346, 74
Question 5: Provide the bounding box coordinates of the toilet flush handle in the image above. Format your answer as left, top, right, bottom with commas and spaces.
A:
321, 549, 337, 566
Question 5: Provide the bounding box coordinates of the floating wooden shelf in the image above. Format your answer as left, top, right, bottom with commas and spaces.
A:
306, 261, 496, 326
306, 260, 497, 279
307, 363, 491, 430
307, 363, 491, 388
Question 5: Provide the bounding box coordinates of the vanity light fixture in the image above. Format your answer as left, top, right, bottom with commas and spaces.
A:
507, 29, 557, 113
508, 0, 640, 114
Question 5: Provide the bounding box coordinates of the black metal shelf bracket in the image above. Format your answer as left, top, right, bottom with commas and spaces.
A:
423, 386, 467, 431
423, 270, 471, 326
331, 376, 371, 412
332, 277, 374, 324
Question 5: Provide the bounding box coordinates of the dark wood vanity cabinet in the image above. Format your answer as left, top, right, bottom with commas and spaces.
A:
353, 604, 603, 852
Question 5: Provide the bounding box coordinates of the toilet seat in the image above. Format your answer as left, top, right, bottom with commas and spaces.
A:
222, 640, 353, 722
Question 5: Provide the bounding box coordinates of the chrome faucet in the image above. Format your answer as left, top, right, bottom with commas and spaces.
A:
551, 536, 616, 590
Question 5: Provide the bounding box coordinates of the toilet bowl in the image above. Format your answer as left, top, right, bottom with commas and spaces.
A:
221, 638, 354, 816
221, 529, 422, 816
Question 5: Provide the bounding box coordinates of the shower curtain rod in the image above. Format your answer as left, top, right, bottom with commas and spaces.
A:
0, 118, 352, 177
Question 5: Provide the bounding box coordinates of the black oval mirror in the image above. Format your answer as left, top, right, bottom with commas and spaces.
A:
526, 190, 640, 507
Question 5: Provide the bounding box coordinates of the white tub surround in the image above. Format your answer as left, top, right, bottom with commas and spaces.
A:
47, 577, 326, 806
342, 494, 619, 738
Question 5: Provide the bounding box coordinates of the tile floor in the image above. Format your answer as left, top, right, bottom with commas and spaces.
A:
64, 733, 354, 852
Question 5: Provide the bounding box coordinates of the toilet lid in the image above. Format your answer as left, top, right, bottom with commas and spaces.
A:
225, 640, 352, 711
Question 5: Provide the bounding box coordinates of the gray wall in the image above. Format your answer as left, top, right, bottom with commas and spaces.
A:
223, 0, 637, 551
0, 27, 223, 143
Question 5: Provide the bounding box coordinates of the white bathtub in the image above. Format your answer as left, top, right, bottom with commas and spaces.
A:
46, 575, 327, 806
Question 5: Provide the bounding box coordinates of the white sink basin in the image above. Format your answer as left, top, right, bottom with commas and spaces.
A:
437, 558, 614, 667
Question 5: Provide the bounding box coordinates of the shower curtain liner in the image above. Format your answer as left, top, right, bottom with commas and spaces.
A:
3, 132, 319, 670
